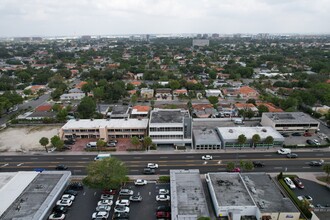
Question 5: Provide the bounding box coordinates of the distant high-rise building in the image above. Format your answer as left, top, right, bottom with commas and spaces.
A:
212, 33, 219, 38
202, 34, 208, 39
193, 39, 210, 47
81, 35, 91, 40
31, 37, 43, 41
233, 34, 241, 38
196, 34, 202, 38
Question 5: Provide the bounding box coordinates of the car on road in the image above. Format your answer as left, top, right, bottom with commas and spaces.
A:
202, 155, 213, 160
56, 199, 72, 207
97, 199, 113, 206
134, 179, 147, 186
143, 167, 155, 174
55, 165, 68, 170
113, 212, 129, 219
227, 167, 241, 173
114, 206, 130, 213
48, 213, 65, 220
306, 139, 320, 145
96, 205, 111, 212
309, 160, 324, 166
116, 199, 130, 206
119, 189, 134, 196
156, 195, 170, 202
253, 161, 265, 167
159, 189, 169, 195
156, 211, 171, 219
292, 177, 304, 189
286, 153, 298, 158
280, 133, 290, 137
100, 194, 114, 200
61, 194, 75, 201
291, 132, 302, 136
157, 205, 171, 212
129, 195, 142, 202
92, 211, 109, 219
284, 177, 296, 189
147, 163, 159, 168
63, 189, 77, 196
277, 148, 291, 155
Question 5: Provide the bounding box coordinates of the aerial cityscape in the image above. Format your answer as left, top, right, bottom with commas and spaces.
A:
0, 1, 330, 220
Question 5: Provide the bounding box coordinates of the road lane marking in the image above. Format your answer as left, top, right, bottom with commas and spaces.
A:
160, 156, 168, 159
30, 158, 38, 160
186, 156, 194, 158
56, 158, 64, 160
315, 154, 324, 156
238, 155, 247, 157
274, 167, 283, 169
73, 170, 82, 173
160, 169, 168, 172
302, 167, 311, 169
264, 154, 273, 157
17, 163, 24, 166
133, 157, 142, 159
1, 163, 9, 167
81, 157, 90, 160
131, 169, 139, 172
4, 158, 12, 160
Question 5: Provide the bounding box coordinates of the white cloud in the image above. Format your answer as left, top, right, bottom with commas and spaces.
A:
0, 0, 329, 36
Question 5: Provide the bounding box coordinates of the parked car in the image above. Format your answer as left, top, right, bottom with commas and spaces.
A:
147, 163, 159, 168
106, 142, 116, 147
114, 206, 130, 213
55, 165, 68, 170
143, 168, 155, 174
286, 153, 298, 158
119, 189, 134, 196
292, 177, 304, 189
56, 199, 72, 207
156, 195, 170, 202
95, 205, 111, 212
52, 205, 68, 214
291, 132, 302, 136
68, 182, 83, 190
63, 189, 77, 196
156, 211, 171, 219
253, 161, 265, 167
309, 160, 324, 166
92, 211, 109, 219
113, 212, 129, 219
102, 189, 116, 195
303, 132, 312, 137
134, 179, 147, 186
49, 213, 65, 220
116, 199, 130, 206
201, 155, 213, 160
277, 148, 291, 155
306, 139, 320, 145
64, 139, 75, 145
284, 177, 296, 189
159, 189, 169, 195
313, 139, 320, 145
281, 133, 290, 137
157, 205, 171, 212
228, 167, 241, 173
61, 194, 75, 201
97, 199, 113, 206
129, 195, 142, 202
100, 194, 114, 200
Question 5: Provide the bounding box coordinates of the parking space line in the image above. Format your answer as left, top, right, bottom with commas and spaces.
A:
81, 157, 90, 160
17, 163, 24, 166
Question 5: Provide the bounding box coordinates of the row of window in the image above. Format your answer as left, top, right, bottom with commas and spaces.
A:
275, 123, 319, 127
150, 135, 183, 139
195, 145, 221, 150
63, 129, 146, 133
149, 127, 183, 132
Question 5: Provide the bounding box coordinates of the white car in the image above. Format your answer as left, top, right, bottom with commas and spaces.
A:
119, 189, 134, 196
284, 177, 296, 189
202, 155, 213, 160
56, 199, 72, 206
97, 199, 113, 206
159, 189, 169, 195
114, 205, 130, 213
92, 211, 109, 219
147, 163, 159, 169
49, 213, 65, 220
277, 148, 291, 155
116, 199, 130, 206
61, 194, 75, 201
313, 139, 320, 145
156, 195, 170, 201
96, 205, 111, 212
100, 194, 114, 200
134, 179, 147, 186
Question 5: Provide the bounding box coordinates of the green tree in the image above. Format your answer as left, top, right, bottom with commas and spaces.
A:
143, 136, 153, 150
226, 162, 235, 171
77, 96, 96, 118
131, 136, 140, 149
39, 137, 49, 152
50, 135, 64, 151
252, 134, 261, 148
237, 134, 247, 148
264, 136, 274, 146
130, 94, 138, 106
83, 157, 128, 189
208, 96, 219, 108
257, 104, 269, 116
56, 108, 68, 122
323, 164, 330, 182
97, 139, 106, 151
244, 161, 254, 172
169, 80, 181, 90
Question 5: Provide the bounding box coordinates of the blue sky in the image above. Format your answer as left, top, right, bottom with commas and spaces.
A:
0, 0, 329, 37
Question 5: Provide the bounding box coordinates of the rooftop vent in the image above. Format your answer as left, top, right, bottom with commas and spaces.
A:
229, 129, 233, 133
262, 128, 267, 132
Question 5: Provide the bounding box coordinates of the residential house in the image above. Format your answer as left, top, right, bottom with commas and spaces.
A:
140, 88, 154, 99
130, 105, 151, 118
222, 87, 240, 97
60, 93, 85, 101
234, 103, 258, 116
256, 102, 283, 113
239, 86, 259, 99
192, 104, 217, 118
155, 88, 172, 100
173, 89, 188, 97
205, 89, 222, 98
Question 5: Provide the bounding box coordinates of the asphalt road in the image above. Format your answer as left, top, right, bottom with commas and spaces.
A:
1, 151, 329, 175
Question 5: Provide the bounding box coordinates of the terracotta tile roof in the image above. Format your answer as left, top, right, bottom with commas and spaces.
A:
174, 89, 188, 94
187, 79, 198, 84
234, 103, 256, 109
256, 102, 283, 112
76, 81, 88, 89
239, 86, 258, 95
130, 81, 141, 86
35, 104, 52, 112
133, 105, 151, 112
128, 90, 137, 94
192, 104, 213, 110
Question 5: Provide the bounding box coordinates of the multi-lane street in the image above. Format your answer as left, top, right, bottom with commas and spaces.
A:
1, 151, 329, 175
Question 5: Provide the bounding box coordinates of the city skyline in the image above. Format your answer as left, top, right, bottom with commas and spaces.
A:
1, 0, 330, 37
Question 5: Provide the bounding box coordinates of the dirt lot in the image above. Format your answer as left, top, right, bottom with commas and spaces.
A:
0, 126, 61, 152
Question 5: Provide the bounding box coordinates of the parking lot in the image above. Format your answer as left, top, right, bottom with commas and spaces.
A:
50, 181, 171, 220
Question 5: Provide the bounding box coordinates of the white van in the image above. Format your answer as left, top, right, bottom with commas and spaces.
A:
86, 142, 97, 148
277, 148, 291, 155
94, 154, 111, 161
234, 118, 244, 125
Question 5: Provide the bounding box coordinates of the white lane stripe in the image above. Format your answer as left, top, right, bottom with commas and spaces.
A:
56, 158, 64, 160
160, 156, 168, 159
81, 157, 90, 160
17, 163, 24, 166
264, 154, 273, 157
160, 169, 168, 172
133, 157, 142, 159
30, 158, 38, 160
274, 167, 283, 169
1, 163, 9, 167
4, 158, 12, 160
302, 167, 311, 169
238, 155, 247, 157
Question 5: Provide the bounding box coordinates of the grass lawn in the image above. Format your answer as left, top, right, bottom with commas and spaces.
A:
316, 176, 330, 183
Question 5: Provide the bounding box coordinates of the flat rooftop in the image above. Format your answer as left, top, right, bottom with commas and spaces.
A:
170, 170, 209, 219
111, 105, 130, 115
150, 109, 189, 124
241, 173, 299, 212
193, 128, 221, 144
217, 126, 284, 140
61, 118, 149, 129
0, 171, 71, 220
208, 173, 255, 207
263, 112, 319, 124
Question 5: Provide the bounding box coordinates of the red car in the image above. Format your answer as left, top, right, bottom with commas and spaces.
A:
102, 189, 116, 195
227, 167, 241, 173
292, 177, 304, 189
156, 211, 171, 219
303, 132, 312, 137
